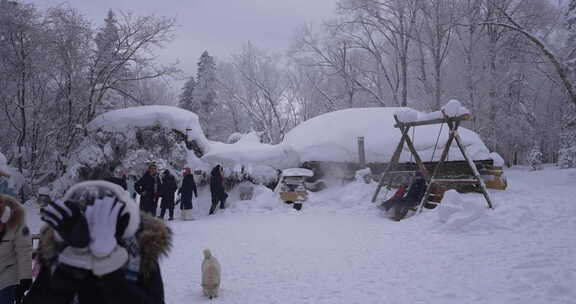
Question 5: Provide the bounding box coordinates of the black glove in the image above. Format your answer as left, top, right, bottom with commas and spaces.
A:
15, 278, 32, 303
115, 205, 130, 241
41, 200, 90, 248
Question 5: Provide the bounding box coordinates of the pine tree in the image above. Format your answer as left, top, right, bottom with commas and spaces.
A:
94, 10, 121, 71
192, 51, 221, 139
178, 76, 196, 111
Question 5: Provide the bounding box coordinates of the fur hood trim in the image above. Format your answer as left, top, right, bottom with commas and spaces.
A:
37, 212, 172, 275
0, 194, 25, 230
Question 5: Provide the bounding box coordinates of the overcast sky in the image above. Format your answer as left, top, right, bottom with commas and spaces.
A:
32, 0, 339, 81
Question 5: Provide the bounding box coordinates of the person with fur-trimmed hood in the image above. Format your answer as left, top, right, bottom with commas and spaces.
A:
135, 163, 162, 216
23, 181, 172, 304
0, 195, 33, 304
209, 165, 227, 215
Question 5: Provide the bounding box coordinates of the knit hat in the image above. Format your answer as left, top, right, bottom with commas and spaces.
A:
62, 180, 140, 239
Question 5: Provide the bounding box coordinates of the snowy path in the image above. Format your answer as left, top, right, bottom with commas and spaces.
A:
161, 167, 576, 304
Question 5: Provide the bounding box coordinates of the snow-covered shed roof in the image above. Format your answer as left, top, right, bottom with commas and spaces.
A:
281, 168, 314, 177
283, 106, 493, 163
202, 132, 299, 170
87, 105, 209, 150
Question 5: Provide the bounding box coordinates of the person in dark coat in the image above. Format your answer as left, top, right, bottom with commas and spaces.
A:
159, 170, 178, 221
135, 164, 162, 216
178, 168, 198, 220
391, 176, 427, 221
209, 165, 227, 215
24, 180, 172, 304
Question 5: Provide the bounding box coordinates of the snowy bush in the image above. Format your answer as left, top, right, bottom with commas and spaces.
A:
527, 145, 543, 171
49, 116, 194, 196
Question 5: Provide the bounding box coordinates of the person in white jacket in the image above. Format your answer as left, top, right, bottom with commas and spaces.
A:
0, 195, 33, 303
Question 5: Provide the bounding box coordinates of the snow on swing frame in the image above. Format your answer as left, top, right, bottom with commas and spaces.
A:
373, 100, 494, 217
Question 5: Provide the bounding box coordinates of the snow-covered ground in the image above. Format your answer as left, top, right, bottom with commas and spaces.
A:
26, 166, 576, 304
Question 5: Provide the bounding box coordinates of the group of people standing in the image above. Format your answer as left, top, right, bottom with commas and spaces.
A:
128, 163, 228, 220
0, 162, 231, 304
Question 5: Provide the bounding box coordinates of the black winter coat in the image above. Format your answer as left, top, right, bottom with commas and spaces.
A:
24, 264, 164, 304
179, 175, 198, 201
160, 173, 178, 203
135, 173, 162, 199
209, 166, 226, 201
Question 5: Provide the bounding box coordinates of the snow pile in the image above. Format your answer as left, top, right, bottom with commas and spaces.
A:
442, 99, 470, 117
354, 168, 372, 183
87, 105, 210, 152
435, 190, 487, 231
283, 107, 491, 163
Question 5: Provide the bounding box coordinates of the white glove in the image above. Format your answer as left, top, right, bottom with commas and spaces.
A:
58, 247, 93, 270
86, 196, 123, 258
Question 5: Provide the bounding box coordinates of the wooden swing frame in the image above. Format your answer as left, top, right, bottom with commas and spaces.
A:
372, 110, 493, 212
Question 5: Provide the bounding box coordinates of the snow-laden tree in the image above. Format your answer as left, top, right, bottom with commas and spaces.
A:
558, 104, 576, 168
528, 144, 543, 170
179, 75, 196, 111
84, 11, 178, 123
558, 0, 576, 168
191, 51, 224, 140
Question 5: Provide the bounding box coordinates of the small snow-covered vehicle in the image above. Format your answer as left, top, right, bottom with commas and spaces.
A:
274, 168, 314, 209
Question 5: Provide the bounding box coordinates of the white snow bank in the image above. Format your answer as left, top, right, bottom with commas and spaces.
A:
436, 190, 486, 230
283, 107, 491, 163
87, 105, 210, 151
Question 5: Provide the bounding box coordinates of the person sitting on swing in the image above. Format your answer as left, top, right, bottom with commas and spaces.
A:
381, 173, 427, 221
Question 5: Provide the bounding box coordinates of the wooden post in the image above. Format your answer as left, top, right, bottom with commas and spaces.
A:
371, 123, 408, 202
453, 130, 494, 209
358, 137, 366, 168
394, 116, 429, 180
417, 119, 455, 212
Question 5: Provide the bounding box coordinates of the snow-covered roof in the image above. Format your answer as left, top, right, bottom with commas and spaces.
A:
281, 168, 314, 177
283, 106, 492, 163
202, 132, 299, 170
87, 105, 209, 150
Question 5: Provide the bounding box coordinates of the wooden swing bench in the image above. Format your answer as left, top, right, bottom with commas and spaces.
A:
372, 110, 494, 216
